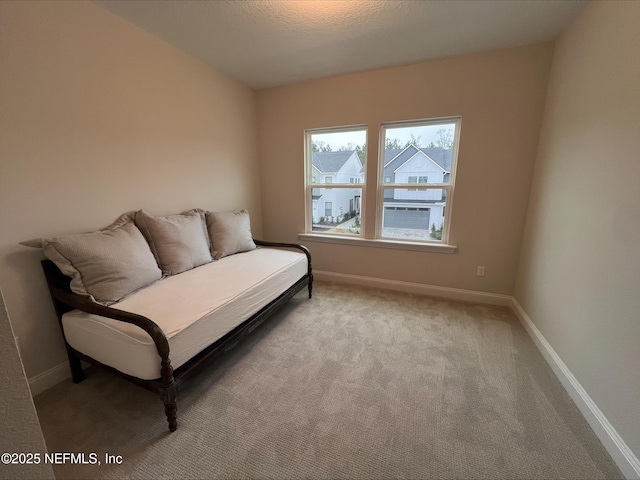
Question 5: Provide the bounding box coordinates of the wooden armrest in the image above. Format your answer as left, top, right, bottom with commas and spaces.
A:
253, 239, 312, 275
42, 260, 170, 358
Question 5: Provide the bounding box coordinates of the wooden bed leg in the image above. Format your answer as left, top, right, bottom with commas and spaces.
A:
159, 357, 178, 432
66, 345, 86, 383
164, 399, 177, 432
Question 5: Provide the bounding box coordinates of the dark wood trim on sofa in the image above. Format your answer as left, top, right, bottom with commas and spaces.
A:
41, 241, 312, 432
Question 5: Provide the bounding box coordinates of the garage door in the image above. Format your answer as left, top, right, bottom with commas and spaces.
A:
383, 207, 430, 229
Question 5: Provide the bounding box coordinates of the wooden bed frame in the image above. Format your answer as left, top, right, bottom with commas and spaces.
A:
41, 239, 312, 432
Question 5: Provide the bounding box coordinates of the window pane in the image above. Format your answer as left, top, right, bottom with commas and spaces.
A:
307, 126, 366, 237
380, 117, 459, 244
381, 188, 446, 242
310, 130, 366, 184
383, 122, 456, 186
311, 187, 362, 235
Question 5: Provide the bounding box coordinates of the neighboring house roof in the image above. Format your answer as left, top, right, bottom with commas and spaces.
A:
383, 145, 452, 178
421, 146, 452, 171
312, 151, 356, 174
312, 146, 450, 178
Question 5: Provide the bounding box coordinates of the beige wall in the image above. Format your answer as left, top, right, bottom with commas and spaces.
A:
0, 2, 261, 380
514, 1, 640, 457
257, 44, 553, 295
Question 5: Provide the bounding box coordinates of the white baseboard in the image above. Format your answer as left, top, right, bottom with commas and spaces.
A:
29, 361, 70, 396
313, 270, 513, 306
511, 298, 640, 480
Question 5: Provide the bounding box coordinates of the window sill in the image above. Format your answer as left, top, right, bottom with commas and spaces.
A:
298, 233, 457, 254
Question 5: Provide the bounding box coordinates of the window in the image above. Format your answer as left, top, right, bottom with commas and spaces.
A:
305, 117, 459, 246
305, 126, 366, 236
380, 117, 460, 243
407, 175, 428, 191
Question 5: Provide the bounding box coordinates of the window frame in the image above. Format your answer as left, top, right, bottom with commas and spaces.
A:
376, 117, 461, 245
302, 117, 460, 252
304, 125, 367, 238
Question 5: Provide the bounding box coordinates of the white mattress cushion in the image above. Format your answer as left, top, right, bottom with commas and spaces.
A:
62, 247, 308, 380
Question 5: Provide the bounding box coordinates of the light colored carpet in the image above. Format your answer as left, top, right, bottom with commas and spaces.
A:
35, 282, 622, 479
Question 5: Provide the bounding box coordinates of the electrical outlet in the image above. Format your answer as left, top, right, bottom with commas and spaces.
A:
476, 266, 485, 277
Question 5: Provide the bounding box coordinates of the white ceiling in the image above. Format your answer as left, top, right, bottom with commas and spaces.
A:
95, 0, 587, 89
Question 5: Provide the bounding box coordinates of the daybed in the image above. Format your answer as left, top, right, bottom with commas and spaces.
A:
30, 209, 312, 432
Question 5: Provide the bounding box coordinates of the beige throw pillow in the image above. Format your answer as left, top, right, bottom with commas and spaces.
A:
205, 210, 256, 260
135, 209, 212, 276
41, 214, 162, 305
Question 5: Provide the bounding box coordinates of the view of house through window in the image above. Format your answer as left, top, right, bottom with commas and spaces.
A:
306, 127, 366, 235
305, 118, 459, 244
380, 118, 459, 243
